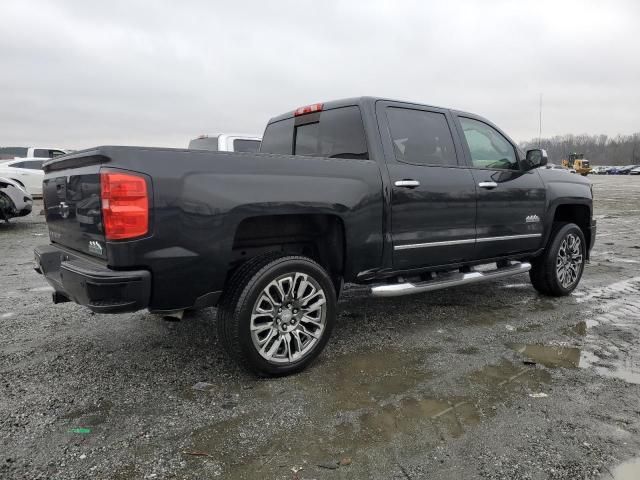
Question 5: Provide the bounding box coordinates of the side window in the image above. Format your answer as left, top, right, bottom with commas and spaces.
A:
260, 119, 294, 155
9, 161, 25, 168
23, 160, 44, 170
233, 139, 260, 153
385, 107, 458, 166
51, 150, 66, 158
459, 117, 518, 170
33, 149, 49, 158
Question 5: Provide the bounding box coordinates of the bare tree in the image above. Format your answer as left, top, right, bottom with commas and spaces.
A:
520, 132, 640, 165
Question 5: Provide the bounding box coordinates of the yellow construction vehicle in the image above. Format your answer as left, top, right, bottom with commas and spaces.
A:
562, 153, 592, 176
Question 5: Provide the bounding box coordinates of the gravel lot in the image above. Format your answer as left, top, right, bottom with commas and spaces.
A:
1, 175, 639, 480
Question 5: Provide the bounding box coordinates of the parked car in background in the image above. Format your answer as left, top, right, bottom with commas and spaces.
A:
606, 165, 638, 175
0, 177, 32, 221
0, 158, 45, 196
543, 163, 574, 173
629, 166, 640, 175
617, 164, 640, 175
188, 134, 261, 152
591, 166, 608, 175
35, 96, 595, 376
0, 147, 68, 160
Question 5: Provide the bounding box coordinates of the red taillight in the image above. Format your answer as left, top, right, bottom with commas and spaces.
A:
101, 171, 149, 240
294, 103, 323, 116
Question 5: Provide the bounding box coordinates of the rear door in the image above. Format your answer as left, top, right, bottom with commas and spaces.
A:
377, 101, 477, 270
454, 115, 546, 259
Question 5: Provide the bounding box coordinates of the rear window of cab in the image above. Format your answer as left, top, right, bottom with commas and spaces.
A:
260, 106, 368, 160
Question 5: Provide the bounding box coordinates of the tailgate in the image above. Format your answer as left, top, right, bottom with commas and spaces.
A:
43, 154, 107, 259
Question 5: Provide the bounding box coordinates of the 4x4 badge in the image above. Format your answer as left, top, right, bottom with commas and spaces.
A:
526, 215, 540, 223
88, 240, 103, 256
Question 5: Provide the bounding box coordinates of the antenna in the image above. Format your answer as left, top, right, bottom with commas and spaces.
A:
538, 93, 543, 148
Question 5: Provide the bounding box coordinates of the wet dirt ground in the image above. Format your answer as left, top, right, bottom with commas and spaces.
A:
1, 175, 640, 479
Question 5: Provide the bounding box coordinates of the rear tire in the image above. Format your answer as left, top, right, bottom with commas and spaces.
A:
529, 222, 586, 296
217, 253, 336, 376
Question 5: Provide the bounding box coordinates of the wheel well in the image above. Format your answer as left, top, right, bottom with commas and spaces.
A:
10, 178, 25, 188
553, 204, 591, 256
230, 214, 345, 283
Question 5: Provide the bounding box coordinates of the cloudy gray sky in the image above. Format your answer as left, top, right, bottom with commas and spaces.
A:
2, 0, 639, 149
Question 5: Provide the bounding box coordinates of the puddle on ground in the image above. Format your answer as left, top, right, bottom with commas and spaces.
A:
510, 342, 640, 385
456, 346, 480, 355
604, 457, 640, 480
186, 356, 550, 479
293, 348, 433, 410
516, 323, 542, 333
566, 320, 600, 336
60, 400, 113, 428
466, 308, 510, 326
510, 343, 586, 369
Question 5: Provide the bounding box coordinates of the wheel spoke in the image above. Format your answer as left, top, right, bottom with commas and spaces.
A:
278, 276, 294, 298
264, 283, 282, 308
251, 323, 273, 334
264, 335, 283, 358
295, 274, 310, 299
299, 324, 320, 340
258, 328, 277, 346
304, 296, 326, 314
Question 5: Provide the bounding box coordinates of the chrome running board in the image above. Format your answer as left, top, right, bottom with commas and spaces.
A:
371, 261, 531, 297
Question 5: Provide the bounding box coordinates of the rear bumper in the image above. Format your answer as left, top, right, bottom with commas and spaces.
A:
34, 245, 151, 313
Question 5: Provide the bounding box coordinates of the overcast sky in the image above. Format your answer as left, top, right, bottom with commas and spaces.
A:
2, 0, 639, 149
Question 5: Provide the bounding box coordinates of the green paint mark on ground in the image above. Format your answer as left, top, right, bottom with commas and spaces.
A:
69, 428, 91, 434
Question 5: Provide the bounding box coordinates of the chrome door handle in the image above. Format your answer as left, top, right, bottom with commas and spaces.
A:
394, 180, 420, 188
478, 181, 498, 189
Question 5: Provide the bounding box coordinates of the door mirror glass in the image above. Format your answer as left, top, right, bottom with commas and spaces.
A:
524, 149, 548, 170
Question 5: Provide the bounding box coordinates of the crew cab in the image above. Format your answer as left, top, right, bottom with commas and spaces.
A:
35, 97, 596, 376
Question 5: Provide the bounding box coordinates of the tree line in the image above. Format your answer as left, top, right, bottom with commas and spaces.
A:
519, 133, 640, 166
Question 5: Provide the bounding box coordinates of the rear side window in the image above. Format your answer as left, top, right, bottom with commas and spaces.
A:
261, 106, 368, 160
385, 107, 458, 166
22, 160, 44, 170
33, 149, 50, 158
188, 136, 219, 151
260, 119, 294, 155
233, 139, 260, 152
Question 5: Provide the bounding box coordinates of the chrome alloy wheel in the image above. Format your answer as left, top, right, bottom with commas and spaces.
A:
556, 233, 583, 289
250, 272, 327, 364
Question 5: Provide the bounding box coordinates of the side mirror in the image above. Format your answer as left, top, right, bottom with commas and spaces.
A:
524, 148, 548, 170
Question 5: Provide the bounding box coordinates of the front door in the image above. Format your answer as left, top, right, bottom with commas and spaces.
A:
377, 102, 477, 270
455, 116, 546, 259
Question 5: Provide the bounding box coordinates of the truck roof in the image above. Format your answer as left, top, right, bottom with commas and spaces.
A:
268, 96, 480, 123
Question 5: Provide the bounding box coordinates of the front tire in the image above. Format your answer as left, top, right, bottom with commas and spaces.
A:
217, 253, 336, 376
529, 223, 586, 296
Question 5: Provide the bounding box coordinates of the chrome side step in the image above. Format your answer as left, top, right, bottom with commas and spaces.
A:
370, 261, 531, 297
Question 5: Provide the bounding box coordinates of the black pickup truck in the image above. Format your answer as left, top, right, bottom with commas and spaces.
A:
35, 97, 595, 375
